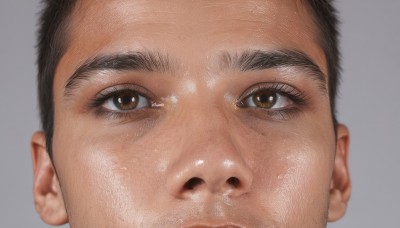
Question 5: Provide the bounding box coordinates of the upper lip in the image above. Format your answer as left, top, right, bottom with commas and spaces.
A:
185, 225, 245, 228
183, 221, 247, 228
186, 227, 243, 228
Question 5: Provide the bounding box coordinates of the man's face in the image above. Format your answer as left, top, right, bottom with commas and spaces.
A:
32, 0, 350, 227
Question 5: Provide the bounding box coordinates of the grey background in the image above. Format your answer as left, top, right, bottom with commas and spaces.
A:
0, 1, 399, 227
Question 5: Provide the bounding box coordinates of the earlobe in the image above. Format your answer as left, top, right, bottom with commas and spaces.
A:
31, 131, 68, 225
328, 124, 351, 222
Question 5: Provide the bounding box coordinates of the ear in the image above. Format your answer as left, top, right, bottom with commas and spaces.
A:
31, 131, 68, 225
328, 124, 351, 222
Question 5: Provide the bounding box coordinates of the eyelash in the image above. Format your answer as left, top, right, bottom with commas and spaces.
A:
237, 82, 309, 120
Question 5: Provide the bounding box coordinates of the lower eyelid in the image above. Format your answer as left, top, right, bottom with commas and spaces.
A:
244, 106, 302, 121
93, 105, 162, 121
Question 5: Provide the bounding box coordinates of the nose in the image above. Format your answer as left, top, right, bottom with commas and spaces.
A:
166, 134, 253, 199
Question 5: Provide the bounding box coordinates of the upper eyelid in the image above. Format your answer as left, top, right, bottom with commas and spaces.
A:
95, 84, 155, 99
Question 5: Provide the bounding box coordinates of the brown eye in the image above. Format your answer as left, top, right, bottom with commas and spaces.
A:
241, 88, 293, 110
102, 89, 150, 111
113, 90, 139, 110
252, 90, 277, 109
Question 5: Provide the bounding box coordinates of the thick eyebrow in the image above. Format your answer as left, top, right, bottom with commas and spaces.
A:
219, 49, 327, 92
64, 51, 172, 96
64, 49, 326, 97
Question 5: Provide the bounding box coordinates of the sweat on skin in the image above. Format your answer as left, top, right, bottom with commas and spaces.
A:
31, 0, 350, 227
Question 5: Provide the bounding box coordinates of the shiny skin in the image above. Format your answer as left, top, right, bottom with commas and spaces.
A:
31, 0, 350, 227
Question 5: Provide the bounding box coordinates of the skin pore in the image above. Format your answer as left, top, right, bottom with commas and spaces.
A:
31, 0, 350, 227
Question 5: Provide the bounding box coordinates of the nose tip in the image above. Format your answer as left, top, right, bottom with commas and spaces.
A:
167, 159, 253, 199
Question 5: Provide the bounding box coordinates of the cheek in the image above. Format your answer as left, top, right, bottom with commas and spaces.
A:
240, 124, 335, 224
52, 123, 165, 225
269, 151, 331, 224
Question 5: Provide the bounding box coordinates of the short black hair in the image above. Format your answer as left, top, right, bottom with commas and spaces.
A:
308, 0, 341, 127
37, 0, 341, 158
37, 0, 76, 159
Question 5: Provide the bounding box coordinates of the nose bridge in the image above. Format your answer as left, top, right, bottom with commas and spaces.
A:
166, 110, 253, 199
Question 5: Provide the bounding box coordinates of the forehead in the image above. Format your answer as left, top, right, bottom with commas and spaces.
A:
56, 0, 327, 86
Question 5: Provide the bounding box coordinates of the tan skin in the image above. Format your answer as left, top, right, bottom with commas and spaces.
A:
31, 0, 350, 227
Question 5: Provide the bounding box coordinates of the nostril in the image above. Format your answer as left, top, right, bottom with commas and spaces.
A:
184, 177, 205, 190
226, 177, 241, 188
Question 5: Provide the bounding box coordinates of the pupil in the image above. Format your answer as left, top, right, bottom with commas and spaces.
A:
253, 90, 276, 108
119, 95, 133, 104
